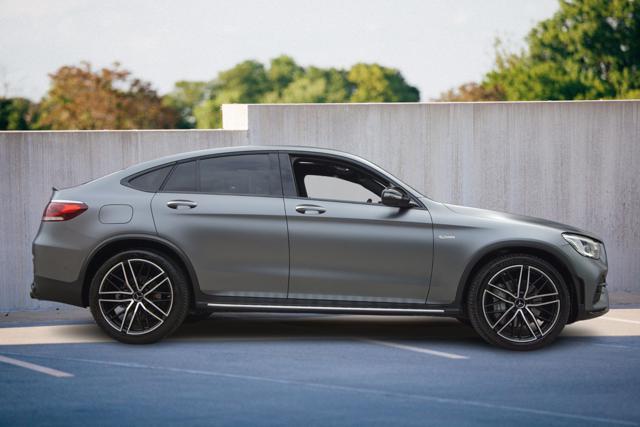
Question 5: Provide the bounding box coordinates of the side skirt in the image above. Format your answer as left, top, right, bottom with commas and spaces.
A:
195, 297, 459, 317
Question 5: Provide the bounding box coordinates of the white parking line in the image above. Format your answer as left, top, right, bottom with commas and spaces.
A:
359, 338, 469, 360
0, 354, 73, 378
602, 317, 640, 326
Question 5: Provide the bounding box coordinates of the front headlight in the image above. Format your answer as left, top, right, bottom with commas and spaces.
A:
562, 233, 603, 259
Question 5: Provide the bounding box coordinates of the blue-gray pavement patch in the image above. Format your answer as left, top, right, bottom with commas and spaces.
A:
1, 311, 639, 426
0, 349, 637, 426
1, 335, 640, 426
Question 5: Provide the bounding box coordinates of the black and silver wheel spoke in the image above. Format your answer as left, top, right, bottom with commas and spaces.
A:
98, 259, 173, 335
482, 265, 561, 343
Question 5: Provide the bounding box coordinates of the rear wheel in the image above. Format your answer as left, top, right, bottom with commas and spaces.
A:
89, 249, 190, 344
467, 254, 570, 350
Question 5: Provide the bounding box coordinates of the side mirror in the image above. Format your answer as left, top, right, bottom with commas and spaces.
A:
381, 187, 411, 208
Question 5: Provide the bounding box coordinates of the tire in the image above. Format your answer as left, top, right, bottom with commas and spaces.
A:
466, 254, 570, 351
89, 249, 190, 344
454, 317, 472, 327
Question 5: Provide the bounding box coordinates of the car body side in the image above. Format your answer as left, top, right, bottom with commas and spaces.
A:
31, 146, 609, 322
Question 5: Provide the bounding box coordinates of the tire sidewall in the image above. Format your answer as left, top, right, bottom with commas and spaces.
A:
467, 254, 570, 351
89, 249, 190, 344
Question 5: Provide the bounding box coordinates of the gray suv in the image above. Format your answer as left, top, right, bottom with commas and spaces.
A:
31, 146, 609, 350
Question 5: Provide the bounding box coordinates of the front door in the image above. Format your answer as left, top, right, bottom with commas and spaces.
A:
151, 152, 289, 298
282, 154, 433, 303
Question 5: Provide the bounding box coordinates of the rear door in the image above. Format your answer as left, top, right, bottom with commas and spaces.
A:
151, 152, 289, 298
281, 153, 433, 303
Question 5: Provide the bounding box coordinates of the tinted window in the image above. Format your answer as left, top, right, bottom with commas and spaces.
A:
127, 165, 173, 192
163, 161, 197, 192
199, 154, 278, 196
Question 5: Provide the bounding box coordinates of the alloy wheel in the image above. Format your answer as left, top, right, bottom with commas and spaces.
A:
98, 258, 174, 335
481, 264, 561, 343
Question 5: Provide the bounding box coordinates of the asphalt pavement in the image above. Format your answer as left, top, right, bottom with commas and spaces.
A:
1, 309, 639, 426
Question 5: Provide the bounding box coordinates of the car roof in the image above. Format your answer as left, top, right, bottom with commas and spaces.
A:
110, 145, 425, 200
124, 145, 364, 172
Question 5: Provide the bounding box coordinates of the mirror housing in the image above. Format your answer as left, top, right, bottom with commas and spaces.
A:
381, 187, 412, 208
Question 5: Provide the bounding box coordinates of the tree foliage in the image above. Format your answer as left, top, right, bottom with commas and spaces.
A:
164, 55, 420, 128
36, 62, 178, 130
348, 63, 420, 102
0, 97, 36, 130
162, 81, 210, 129
4, 56, 419, 130
439, 0, 640, 101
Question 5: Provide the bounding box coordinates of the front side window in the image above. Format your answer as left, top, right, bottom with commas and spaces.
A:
291, 156, 388, 204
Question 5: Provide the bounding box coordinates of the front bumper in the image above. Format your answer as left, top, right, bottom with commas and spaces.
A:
575, 282, 609, 321
562, 243, 609, 322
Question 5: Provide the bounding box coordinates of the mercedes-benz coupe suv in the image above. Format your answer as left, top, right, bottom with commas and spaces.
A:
31, 146, 609, 350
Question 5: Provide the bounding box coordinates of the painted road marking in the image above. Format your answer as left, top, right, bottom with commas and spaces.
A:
0, 354, 73, 378
0, 352, 634, 426
602, 317, 640, 326
359, 338, 468, 360
0, 324, 112, 345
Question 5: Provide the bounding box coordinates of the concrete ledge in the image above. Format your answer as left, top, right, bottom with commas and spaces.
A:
2, 100, 640, 310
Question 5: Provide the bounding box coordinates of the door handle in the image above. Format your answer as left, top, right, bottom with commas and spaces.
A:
295, 204, 326, 214
167, 200, 198, 209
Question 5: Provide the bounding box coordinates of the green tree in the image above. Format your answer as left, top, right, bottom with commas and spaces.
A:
278, 67, 351, 103
194, 60, 271, 128
188, 57, 420, 128
348, 63, 420, 102
266, 55, 304, 99
163, 81, 210, 128
444, 0, 640, 101
0, 97, 35, 130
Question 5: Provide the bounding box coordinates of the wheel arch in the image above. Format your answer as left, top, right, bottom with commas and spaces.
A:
80, 234, 200, 308
454, 241, 581, 323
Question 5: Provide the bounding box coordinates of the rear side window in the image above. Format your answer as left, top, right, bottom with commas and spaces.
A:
199, 154, 279, 196
127, 165, 173, 192
163, 160, 197, 192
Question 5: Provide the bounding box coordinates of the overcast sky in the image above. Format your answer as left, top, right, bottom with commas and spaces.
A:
0, 0, 558, 101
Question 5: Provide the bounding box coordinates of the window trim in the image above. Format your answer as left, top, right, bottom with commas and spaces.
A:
282, 152, 425, 209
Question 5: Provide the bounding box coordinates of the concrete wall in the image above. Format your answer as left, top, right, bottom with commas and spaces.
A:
2, 100, 639, 310
0, 130, 248, 311
224, 101, 640, 302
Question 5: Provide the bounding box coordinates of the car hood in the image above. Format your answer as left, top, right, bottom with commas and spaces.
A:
442, 203, 602, 241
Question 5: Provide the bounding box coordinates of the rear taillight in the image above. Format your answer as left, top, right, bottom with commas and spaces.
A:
42, 200, 88, 222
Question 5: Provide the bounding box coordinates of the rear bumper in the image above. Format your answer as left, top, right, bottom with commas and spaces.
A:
30, 276, 85, 307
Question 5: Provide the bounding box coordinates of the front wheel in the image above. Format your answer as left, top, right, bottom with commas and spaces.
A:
89, 249, 190, 344
467, 254, 570, 351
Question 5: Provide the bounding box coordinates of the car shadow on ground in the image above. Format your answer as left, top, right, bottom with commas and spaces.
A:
172, 313, 498, 346
169, 312, 640, 352
1, 310, 634, 351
